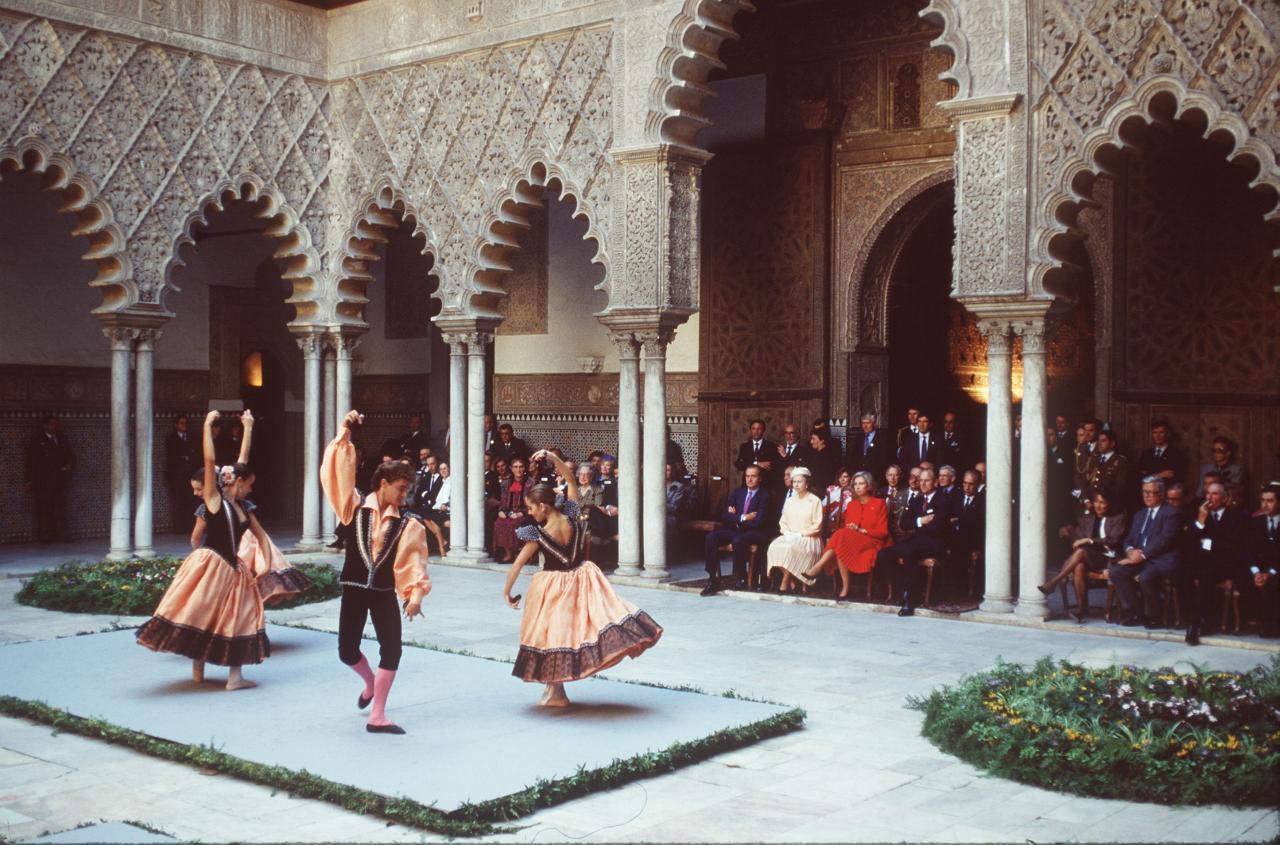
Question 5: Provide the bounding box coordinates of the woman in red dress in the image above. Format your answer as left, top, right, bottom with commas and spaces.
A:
798, 471, 889, 598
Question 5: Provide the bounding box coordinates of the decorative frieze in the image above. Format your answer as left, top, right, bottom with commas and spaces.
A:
494, 371, 698, 415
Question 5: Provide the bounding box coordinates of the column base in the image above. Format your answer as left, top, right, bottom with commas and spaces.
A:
105, 549, 133, 562
639, 567, 669, 582
1014, 596, 1050, 619
294, 539, 326, 553
614, 562, 642, 577
979, 595, 1016, 613
134, 547, 156, 560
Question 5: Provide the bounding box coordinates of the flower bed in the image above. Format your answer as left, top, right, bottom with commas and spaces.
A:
16, 558, 341, 616
910, 657, 1280, 806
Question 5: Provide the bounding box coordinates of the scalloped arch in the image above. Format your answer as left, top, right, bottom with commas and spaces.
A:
333, 175, 442, 330
849, 169, 955, 350
0, 136, 133, 315
468, 152, 610, 317
645, 0, 756, 147
163, 174, 319, 326
1033, 76, 1280, 295
918, 0, 969, 99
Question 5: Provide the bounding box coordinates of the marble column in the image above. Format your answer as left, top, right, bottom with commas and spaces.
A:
444, 334, 468, 555
133, 329, 161, 559
979, 320, 1015, 613
1016, 317, 1050, 618
640, 330, 672, 580
465, 332, 491, 557
321, 339, 337, 538
296, 333, 324, 551
333, 332, 357, 434
612, 332, 643, 576
105, 328, 135, 561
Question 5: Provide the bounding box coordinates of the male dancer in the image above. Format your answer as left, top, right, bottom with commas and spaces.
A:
322, 410, 432, 734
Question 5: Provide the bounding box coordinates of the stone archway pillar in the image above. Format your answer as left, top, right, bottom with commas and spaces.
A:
332, 331, 359, 436
1015, 309, 1051, 618
104, 327, 136, 561
464, 329, 495, 559
441, 333, 469, 555
321, 338, 338, 539
132, 328, 162, 559
294, 331, 325, 551
639, 327, 674, 580
977, 317, 1015, 613
607, 330, 643, 575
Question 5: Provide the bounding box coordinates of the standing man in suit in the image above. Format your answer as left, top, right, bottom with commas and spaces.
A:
1109, 476, 1186, 627
890, 468, 956, 616
734, 419, 778, 486
26, 415, 74, 543
400, 414, 432, 463
899, 413, 942, 469
940, 411, 965, 471
482, 414, 500, 456
1243, 483, 1280, 638
896, 407, 920, 453
851, 414, 890, 484
164, 414, 200, 532
775, 422, 804, 477
1184, 481, 1250, 644
702, 465, 772, 595
1136, 419, 1187, 489
952, 469, 986, 577
492, 423, 528, 463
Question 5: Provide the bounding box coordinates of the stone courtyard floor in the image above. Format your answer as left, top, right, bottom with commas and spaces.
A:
1, 552, 1277, 844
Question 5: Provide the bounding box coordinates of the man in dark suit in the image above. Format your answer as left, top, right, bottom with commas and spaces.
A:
482, 414, 500, 455
952, 470, 986, 562
400, 414, 432, 463
26, 415, 74, 543
164, 414, 200, 532
492, 423, 528, 463
702, 466, 772, 595
889, 468, 956, 616
898, 413, 942, 469
1047, 425, 1076, 533
734, 419, 778, 486
940, 411, 965, 471
895, 407, 920, 453
851, 414, 891, 483
1243, 484, 1280, 638
1136, 419, 1188, 491
1109, 476, 1186, 627
1184, 481, 1251, 644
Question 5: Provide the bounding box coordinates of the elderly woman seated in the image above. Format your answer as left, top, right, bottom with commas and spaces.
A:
799, 470, 889, 599
766, 466, 824, 593
1038, 491, 1126, 622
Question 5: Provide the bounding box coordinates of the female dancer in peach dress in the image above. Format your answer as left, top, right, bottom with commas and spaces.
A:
136, 411, 273, 690
799, 471, 889, 598
503, 450, 662, 707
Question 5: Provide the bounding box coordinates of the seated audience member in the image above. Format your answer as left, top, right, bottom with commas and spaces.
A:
575, 464, 606, 540
936, 465, 961, 510
1084, 429, 1129, 504
702, 465, 772, 595
851, 414, 890, 481
1137, 419, 1188, 487
1039, 491, 1126, 622
665, 463, 693, 528
433, 462, 452, 551
822, 469, 854, 529
666, 425, 685, 470
888, 467, 957, 616
587, 450, 604, 469
898, 413, 942, 469
952, 469, 986, 565
765, 466, 823, 594
491, 457, 530, 562
974, 462, 986, 495
599, 458, 619, 541
1197, 436, 1244, 497
1243, 483, 1280, 638
734, 419, 778, 486
879, 464, 904, 502
1166, 481, 1191, 514
811, 418, 844, 469
1184, 481, 1250, 645
799, 471, 888, 599
1109, 477, 1185, 628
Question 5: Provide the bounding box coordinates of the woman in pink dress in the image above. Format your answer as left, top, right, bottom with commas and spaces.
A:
799, 471, 889, 598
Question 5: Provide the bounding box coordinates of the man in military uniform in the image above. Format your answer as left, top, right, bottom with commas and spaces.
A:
1084, 429, 1129, 505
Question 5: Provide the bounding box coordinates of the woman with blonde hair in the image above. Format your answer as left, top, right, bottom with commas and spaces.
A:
800, 470, 889, 599
765, 466, 824, 593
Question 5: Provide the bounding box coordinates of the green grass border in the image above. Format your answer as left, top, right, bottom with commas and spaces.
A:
0, 629, 805, 837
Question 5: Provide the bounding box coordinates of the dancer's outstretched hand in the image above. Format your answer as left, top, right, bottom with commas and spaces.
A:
404, 596, 423, 620
240, 408, 254, 428
344, 410, 364, 429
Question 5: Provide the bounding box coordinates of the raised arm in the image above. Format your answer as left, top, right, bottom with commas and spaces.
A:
320, 410, 363, 526
534, 450, 577, 502
202, 410, 221, 514
236, 409, 254, 467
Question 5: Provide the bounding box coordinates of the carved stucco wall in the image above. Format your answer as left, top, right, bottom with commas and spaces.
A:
1029, 0, 1280, 292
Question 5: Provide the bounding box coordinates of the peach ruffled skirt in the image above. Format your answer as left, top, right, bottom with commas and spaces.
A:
238, 532, 314, 605
136, 548, 269, 666
513, 561, 662, 683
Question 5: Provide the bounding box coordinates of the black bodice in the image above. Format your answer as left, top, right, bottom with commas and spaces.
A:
201, 495, 248, 567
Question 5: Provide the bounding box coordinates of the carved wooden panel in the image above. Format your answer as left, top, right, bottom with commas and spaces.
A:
0, 365, 208, 413
353, 374, 428, 414
494, 372, 698, 415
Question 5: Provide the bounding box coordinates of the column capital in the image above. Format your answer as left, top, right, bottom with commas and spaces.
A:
440, 332, 469, 350
103, 327, 140, 349
295, 333, 324, 357
463, 331, 494, 351
1012, 317, 1047, 353
608, 331, 640, 360
329, 330, 361, 358
636, 327, 675, 357
976, 318, 1012, 354
134, 328, 163, 348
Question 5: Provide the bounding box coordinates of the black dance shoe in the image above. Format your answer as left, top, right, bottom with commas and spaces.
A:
699, 581, 719, 597
1120, 615, 1141, 627
1185, 625, 1201, 646
897, 605, 915, 617
358, 691, 373, 710
366, 722, 406, 735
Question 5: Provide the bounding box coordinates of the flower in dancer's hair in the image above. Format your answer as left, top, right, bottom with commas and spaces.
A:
219, 465, 235, 488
